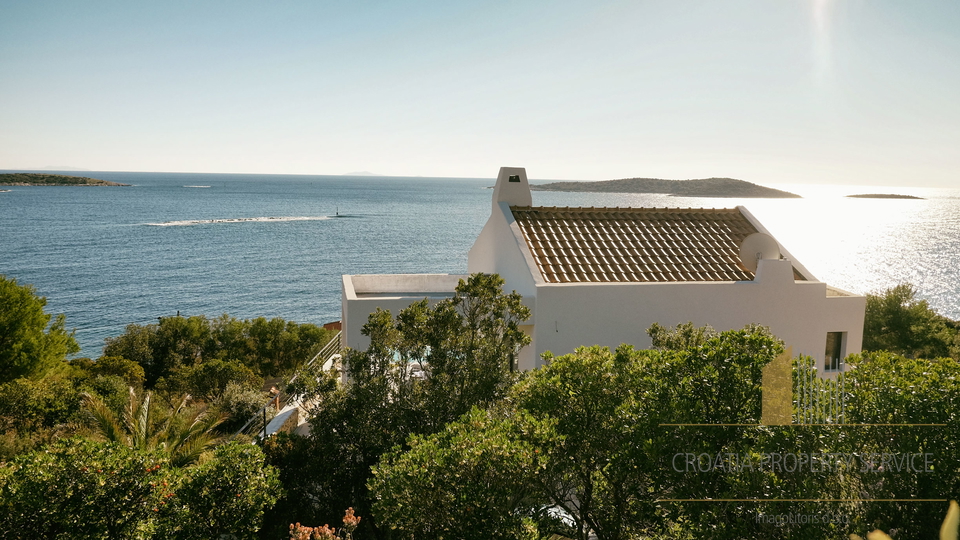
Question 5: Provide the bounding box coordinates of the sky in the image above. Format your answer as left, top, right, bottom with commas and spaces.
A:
1, 0, 959, 187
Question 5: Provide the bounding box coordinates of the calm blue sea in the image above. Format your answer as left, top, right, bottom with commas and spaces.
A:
2, 171, 958, 357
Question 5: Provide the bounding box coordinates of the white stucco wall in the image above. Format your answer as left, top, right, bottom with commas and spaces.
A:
467, 202, 538, 298
468, 167, 539, 298
530, 258, 865, 369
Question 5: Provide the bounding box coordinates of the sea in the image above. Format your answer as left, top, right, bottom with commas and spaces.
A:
1, 171, 958, 357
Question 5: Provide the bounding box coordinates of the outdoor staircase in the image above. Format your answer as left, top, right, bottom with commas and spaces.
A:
233, 331, 342, 440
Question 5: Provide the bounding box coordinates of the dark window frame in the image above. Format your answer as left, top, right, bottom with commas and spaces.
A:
825, 331, 845, 371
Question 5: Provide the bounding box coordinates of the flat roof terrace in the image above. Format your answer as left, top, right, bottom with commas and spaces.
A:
344, 274, 469, 299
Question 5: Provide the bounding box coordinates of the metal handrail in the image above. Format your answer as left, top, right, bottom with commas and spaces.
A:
233, 331, 342, 439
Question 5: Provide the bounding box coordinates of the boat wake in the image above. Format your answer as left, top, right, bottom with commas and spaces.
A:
146, 216, 333, 226
184, 185, 212, 188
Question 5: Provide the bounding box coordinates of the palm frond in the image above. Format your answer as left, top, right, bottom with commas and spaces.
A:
82, 387, 229, 467
80, 392, 127, 445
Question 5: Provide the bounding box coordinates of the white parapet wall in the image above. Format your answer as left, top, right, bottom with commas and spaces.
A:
341, 274, 470, 352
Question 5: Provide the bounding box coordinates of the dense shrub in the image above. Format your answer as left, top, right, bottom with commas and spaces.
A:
0, 437, 173, 539
262, 273, 530, 540
863, 283, 959, 359
157, 441, 281, 540
0, 438, 281, 539
0, 375, 82, 434
87, 355, 146, 388
213, 381, 272, 433
104, 314, 335, 387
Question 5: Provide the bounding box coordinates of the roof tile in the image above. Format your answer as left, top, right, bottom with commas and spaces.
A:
511, 206, 790, 283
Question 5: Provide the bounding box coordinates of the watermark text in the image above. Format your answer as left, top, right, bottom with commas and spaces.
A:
756, 512, 850, 526
671, 452, 934, 474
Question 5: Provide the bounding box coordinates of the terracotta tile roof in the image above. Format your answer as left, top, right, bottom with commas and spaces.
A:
511, 206, 794, 283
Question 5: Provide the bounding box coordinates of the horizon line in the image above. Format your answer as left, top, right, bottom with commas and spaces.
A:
0, 168, 949, 190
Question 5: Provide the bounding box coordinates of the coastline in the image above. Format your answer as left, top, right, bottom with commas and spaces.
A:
0, 173, 129, 186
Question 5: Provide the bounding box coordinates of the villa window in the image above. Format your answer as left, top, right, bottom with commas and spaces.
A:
825, 331, 845, 371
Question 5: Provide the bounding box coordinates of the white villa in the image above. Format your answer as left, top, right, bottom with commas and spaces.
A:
342, 167, 865, 373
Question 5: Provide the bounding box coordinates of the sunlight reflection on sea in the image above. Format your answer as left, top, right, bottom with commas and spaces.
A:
536, 182, 960, 321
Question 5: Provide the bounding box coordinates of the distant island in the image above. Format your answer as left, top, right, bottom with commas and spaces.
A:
0, 173, 128, 186
530, 177, 800, 198
847, 193, 923, 200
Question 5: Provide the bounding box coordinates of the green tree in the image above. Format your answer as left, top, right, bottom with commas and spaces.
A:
103, 322, 161, 386
370, 406, 555, 540
150, 315, 212, 386
104, 314, 335, 387
262, 273, 530, 540
654, 323, 781, 424
180, 358, 260, 401
647, 321, 716, 350
512, 345, 658, 540
863, 283, 958, 359
0, 275, 78, 383
259, 432, 332, 539
208, 313, 253, 363
156, 441, 281, 540
246, 317, 330, 377
89, 355, 146, 388
303, 314, 960, 540
842, 351, 960, 536
364, 323, 789, 540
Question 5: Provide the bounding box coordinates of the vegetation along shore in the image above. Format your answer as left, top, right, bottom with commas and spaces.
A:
847, 193, 924, 199
2, 273, 960, 539
0, 173, 129, 186
531, 176, 801, 198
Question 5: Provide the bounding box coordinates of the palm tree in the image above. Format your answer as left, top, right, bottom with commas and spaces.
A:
82, 387, 226, 467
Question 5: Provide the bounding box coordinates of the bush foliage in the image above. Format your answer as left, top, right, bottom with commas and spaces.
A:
262, 273, 530, 539
368, 323, 960, 540
863, 283, 959, 359
0, 438, 279, 539
104, 314, 335, 387
5, 272, 960, 540
0, 275, 78, 384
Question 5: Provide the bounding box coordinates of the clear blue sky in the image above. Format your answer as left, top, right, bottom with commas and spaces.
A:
2, 0, 958, 187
